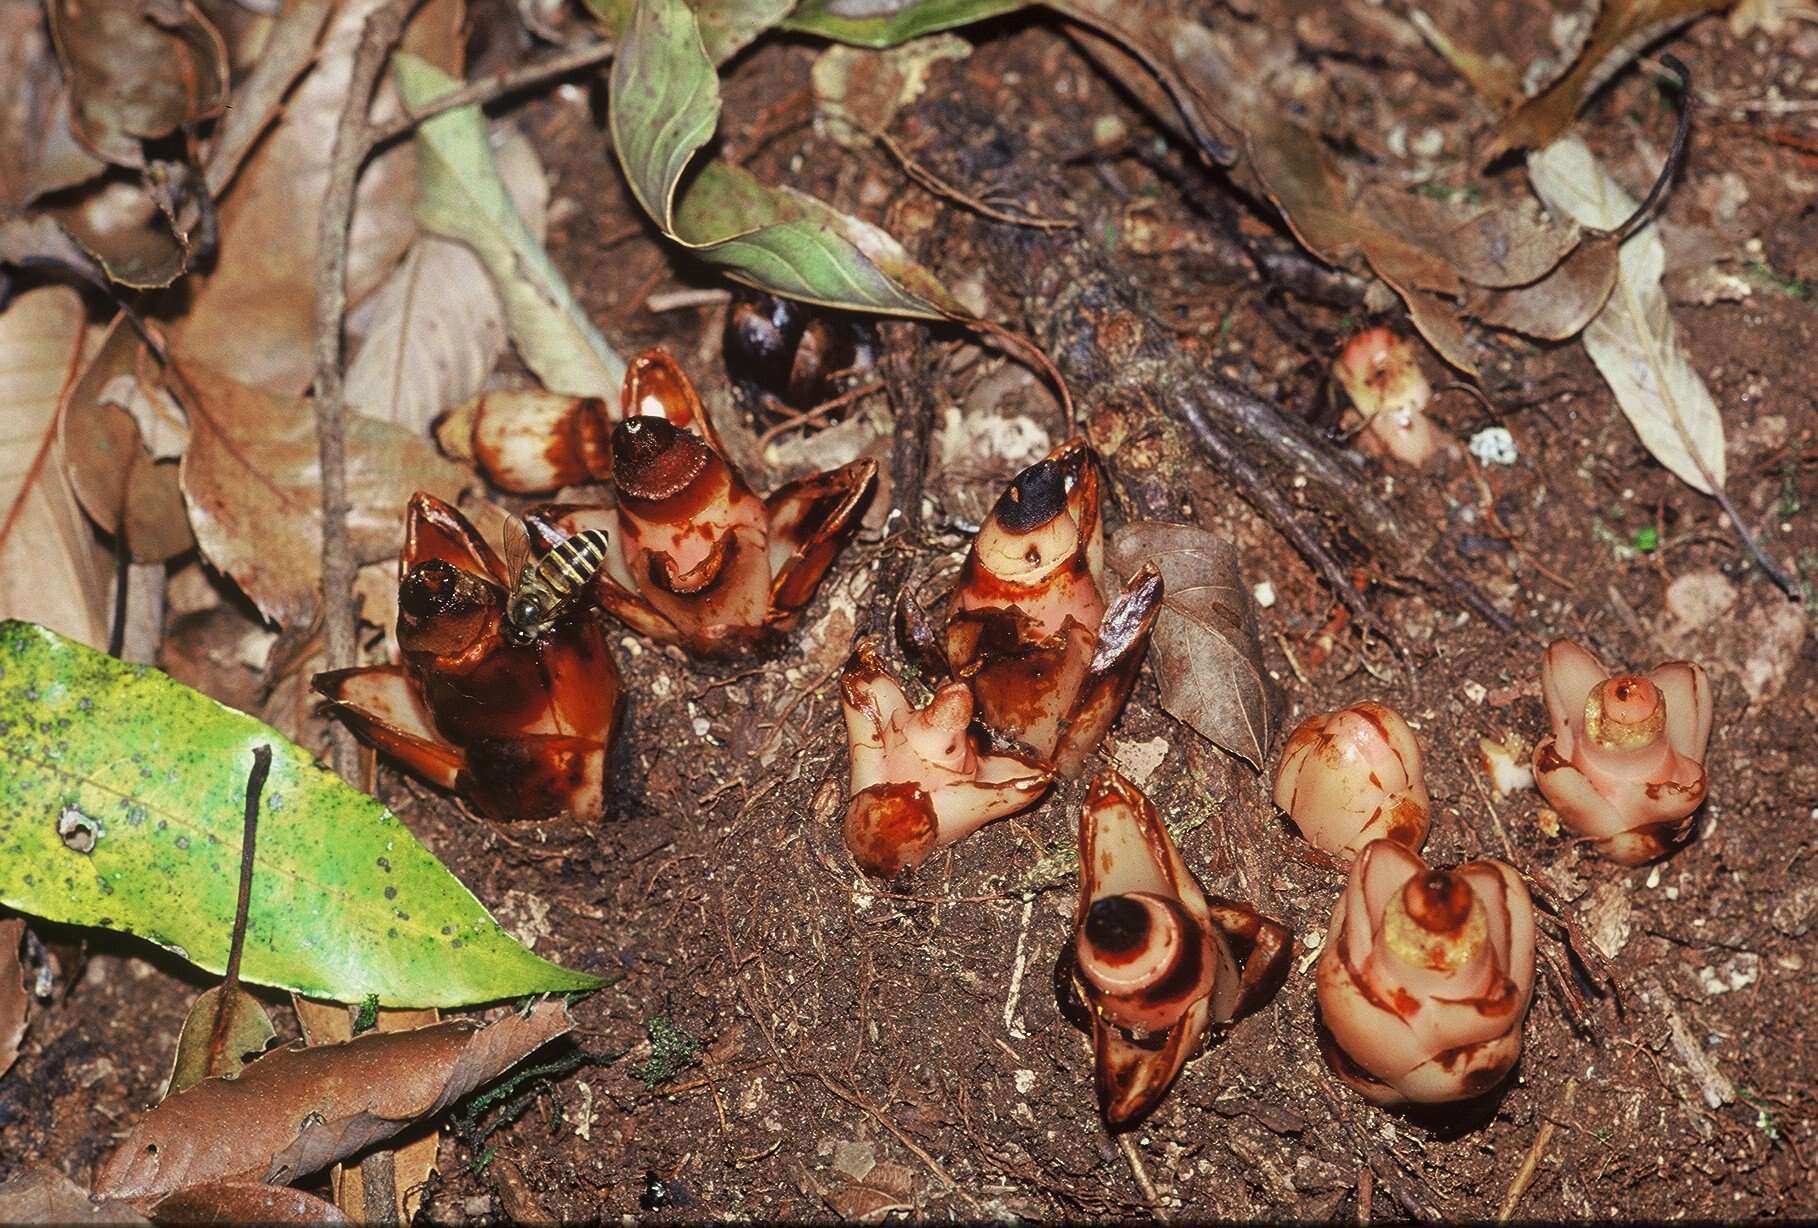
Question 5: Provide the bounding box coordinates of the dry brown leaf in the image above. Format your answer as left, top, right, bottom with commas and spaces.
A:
45, 0, 229, 167
1485, 0, 1730, 162
0, 918, 27, 1080
166, 986, 277, 1097
163, 0, 421, 392
152, 1181, 351, 1224
0, 1166, 147, 1225
1358, 186, 1581, 290
293, 998, 442, 1224
203, 0, 335, 198
0, 0, 105, 206
1106, 522, 1276, 770
0, 286, 113, 649
1464, 234, 1619, 339
59, 313, 194, 563
93, 1000, 573, 1206
345, 130, 549, 434
172, 357, 470, 627
1528, 137, 1725, 494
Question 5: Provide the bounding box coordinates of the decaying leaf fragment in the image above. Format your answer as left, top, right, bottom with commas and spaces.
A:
0, 286, 113, 650
0, 1165, 147, 1225
1105, 522, 1275, 770
166, 985, 277, 1096
1486, 0, 1731, 163
172, 357, 471, 628
1527, 137, 1725, 496
93, 1000, 573, 1206
0, 917, 26, 1081
151, 1182, 350, 1225
45, 0, 229, 167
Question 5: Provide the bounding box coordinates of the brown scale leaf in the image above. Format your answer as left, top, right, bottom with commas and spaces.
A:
0, 918, 26, 1080
1106, 522, 1276, 771
92, 1000, 573, 1206
171, 357, 470, 628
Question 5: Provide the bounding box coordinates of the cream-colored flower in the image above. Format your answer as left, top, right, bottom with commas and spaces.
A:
1274, 702, 1430, 857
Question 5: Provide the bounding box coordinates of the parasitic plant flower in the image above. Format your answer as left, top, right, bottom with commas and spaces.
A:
1316, 840, 1536, 1107
941, 439, 1163, 778
1059, 770, 1291, 1128
1273, 702, 1431, 857
1334, 327, 1441, 467
1532, 638, 1712, 865
841, 642, 1052, 878
574, 349, 875, 655
313, 492, 623, 822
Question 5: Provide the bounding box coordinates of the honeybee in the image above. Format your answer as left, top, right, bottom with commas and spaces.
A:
500, 515, 610, 645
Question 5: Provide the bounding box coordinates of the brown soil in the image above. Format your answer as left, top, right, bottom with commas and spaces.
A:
4, 3, 1815, 1222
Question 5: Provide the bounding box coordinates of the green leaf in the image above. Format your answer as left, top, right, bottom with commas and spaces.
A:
675, 163, 972, 316
608, 0, 973, 321
585, 0, 792, 66
780, 0, 1031, 47
394, 53, 625, 398
0, 621, 603, 1008
608, 0, 721, 231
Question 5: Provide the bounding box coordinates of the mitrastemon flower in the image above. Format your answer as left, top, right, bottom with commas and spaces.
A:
1059, 770, 1290, 1128
1532, 638, 1712, 865
314, 493, 622, 822
840, 642, 1052, 878
1316, 840, 1536, 1107
941, 439, 1162, 777
1333, 327, 1441, 467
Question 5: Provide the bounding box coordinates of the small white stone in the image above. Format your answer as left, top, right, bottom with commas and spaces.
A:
1647, 865, 1663, 889
1463, 680, 1487, 704
1252, 579, 1277, 609
1014, 1069, 1037, 1095
1468, 426, 1518, 465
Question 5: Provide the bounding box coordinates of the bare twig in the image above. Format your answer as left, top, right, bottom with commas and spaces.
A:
204, 744, 272, 1074
1117, 1135, 1168, 1221
863, 334, 936, 641
314, 0, 415, 783
1498, 1077, 1577, 1220
368, 39, 616, 149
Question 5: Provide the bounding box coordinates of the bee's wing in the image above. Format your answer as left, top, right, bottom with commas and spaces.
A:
499, 514, 533, 583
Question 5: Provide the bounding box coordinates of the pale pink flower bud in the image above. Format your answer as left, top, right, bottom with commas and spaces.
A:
1532, 639, 1713, 865
1273, 702, 1430, 857
1333, 327, 1441, 467
1316, 841, 1537, 1107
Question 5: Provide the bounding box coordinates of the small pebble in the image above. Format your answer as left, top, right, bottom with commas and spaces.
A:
1468, 426, 1519, 465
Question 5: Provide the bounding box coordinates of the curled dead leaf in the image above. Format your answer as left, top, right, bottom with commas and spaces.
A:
1105, 522, 1276, 769
93, 1000, 573, 1206
0, 918, 26, 1081
151, 1182, 351, 1224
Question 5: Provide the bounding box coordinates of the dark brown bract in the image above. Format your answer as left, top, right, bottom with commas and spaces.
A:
313, 492, 623, 822
933, 439, 1162, 778
1058, 771, 1291, 1129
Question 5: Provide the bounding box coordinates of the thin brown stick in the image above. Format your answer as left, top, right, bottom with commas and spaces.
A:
1498, 1077, 1577, 1221
368, 39, 617, 148
204, 744, 272, 1074
1117, 1135, 1169, 1221
753, 379, 885, 450
314, 0, 415, 783
875, 130, 1076, 230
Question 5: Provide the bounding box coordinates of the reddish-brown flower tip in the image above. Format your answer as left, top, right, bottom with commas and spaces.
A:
313, 493, 623, 822
840, 642, 1051, 878
1065, 770, 1290, 1129
1316, 841, 1536, 1107
1273, 701, 1431, 857
1532, 638, 1713, 865
946, 440, 1157, 776
579, 354, 874, 655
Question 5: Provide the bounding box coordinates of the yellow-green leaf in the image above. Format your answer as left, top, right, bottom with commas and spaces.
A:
0, 621, 603, 1007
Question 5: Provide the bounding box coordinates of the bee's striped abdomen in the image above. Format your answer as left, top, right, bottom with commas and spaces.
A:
534, 528, 609, 597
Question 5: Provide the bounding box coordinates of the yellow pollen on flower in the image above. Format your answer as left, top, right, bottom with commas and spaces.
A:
1583, 676, 1665, 749
1381, 872, 1488, 974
